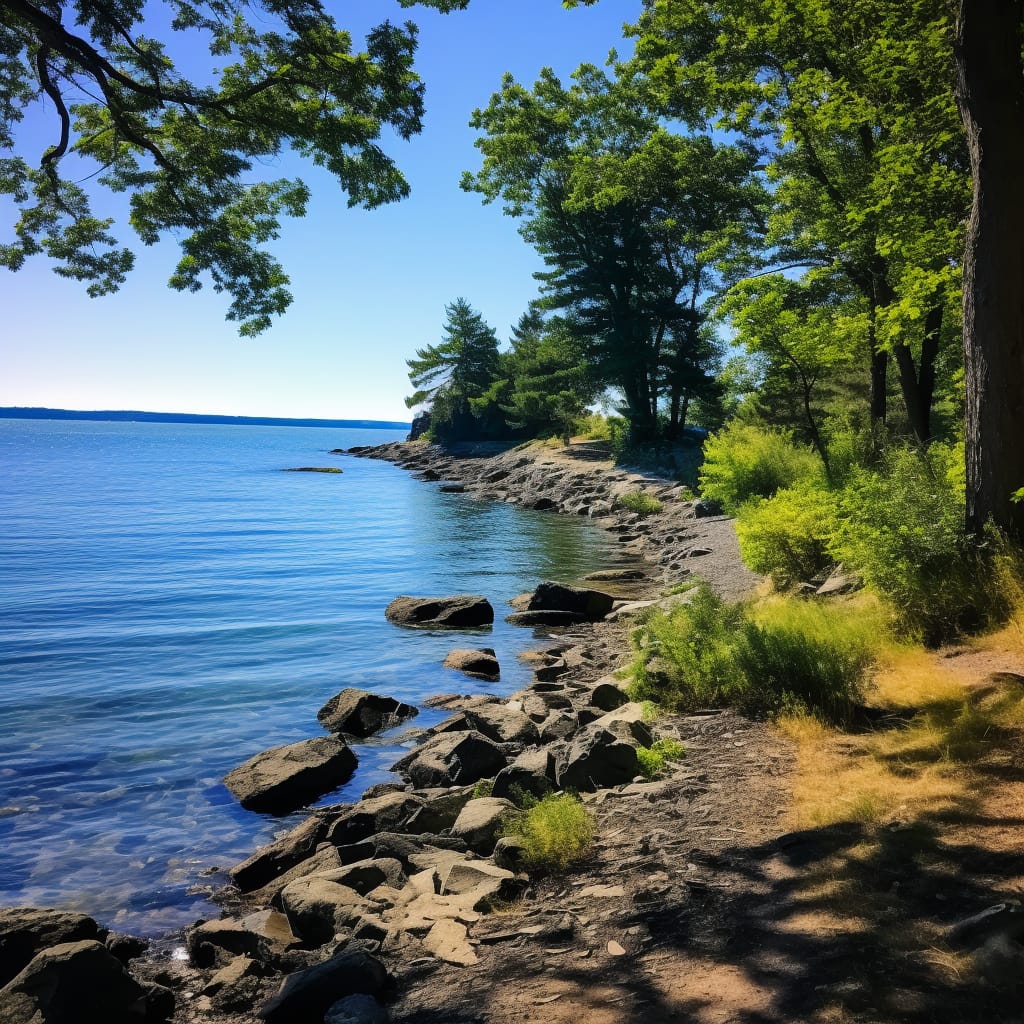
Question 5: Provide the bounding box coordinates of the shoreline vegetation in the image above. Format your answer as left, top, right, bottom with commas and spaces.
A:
8, 431, 1024, 1024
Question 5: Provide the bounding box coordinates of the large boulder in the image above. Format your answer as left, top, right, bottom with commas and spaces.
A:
463, 704, 539, 745
325, 993, 390, 1024
555, 726, 640, 792
230, 812, 335, 892
392, 732, 507, 789
279, 877, 367, 946
491, 747, 556, 802
449, 798, 516, 855
0, 908, 101, 987
0, 940, 152, 1024
442, 649, 500, 681
385, 595, 493, 629
259, 950, 389, 1024
224, 736, 357, 815
527, 581, 615, 621
325, 793, 426, 846
317, 689, 417, 738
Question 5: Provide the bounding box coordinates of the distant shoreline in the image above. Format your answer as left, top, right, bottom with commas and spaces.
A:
0, 407, 410, 431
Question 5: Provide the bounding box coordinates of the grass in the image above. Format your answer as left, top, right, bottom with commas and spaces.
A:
636, 737, 686, 778
619, 490, 663, 516
504, 793, 595, 872
629, 587, 882, 723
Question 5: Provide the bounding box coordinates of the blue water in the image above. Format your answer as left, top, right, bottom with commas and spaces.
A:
0, 420, 616, 935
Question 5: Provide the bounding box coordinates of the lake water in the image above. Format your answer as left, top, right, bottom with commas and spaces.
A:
0, 419, 617, 935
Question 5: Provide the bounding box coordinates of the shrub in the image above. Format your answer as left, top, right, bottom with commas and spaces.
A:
699, 423, 822, 513
506, 793, 595, 872
736, 483, 837, 587
471, 779, 494, 799
629, 586, 879, 723
619, 490, 663, 517
636, 738, 687, 778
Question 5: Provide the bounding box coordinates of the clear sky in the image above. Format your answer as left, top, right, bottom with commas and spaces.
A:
0, 0, 643, 422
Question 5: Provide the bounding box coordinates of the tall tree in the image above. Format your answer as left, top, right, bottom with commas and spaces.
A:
630, 0, 969, 442
0, 0, 467, 333
954, 0, 1024, 539
406, 297, 500, 442
463, 64, 765, 442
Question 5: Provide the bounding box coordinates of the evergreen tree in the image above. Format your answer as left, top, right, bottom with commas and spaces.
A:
405, 298, 500, 442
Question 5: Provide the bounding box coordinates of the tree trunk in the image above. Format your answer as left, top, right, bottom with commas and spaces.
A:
868, 315, 889, 427
891, 309, 941, 447
956, 0, 1024, 538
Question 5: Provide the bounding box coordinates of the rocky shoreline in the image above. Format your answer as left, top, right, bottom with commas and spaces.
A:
0, 439, 771, 1024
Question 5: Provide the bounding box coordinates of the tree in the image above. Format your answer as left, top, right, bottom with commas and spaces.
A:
463, 63, 765, 442
0, 0, 467, 333
630, 0, 968, 443
954, 0, 1024, 539
405, 297, 500, 442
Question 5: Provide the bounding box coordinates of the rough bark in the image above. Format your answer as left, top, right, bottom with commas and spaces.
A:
893, 302, 942, 445
955, 0, 1024, 538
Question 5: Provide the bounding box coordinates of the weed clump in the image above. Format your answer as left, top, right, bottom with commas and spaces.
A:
505, 793, 594, 872
630, 586, 879, 723
619, 490, 663, 517
636, 738, 686, 778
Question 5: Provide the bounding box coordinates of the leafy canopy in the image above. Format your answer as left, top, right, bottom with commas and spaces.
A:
1, 0, 467, 333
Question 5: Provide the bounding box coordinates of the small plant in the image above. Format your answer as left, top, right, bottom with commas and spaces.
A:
471, 779, 494, 799
636, 738, 687, 778
619, 490, 663, 517
505, 793, 595, 871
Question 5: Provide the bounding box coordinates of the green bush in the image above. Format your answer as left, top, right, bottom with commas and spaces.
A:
736, 483, 837, 587
619, 490, 663, 517
506, 793, 595, 871
629, 586, 878, 722
636, 738, 687, 778
699, 423, 822, 513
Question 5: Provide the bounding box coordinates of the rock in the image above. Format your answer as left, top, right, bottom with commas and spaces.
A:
509, 592, 534, 611
491, 748, 556, 802
538, 711, 578, 743
527, 581, 615, 620
0, 940, 149, 1024
449, 797, 516, 855
230, 813, 335, 892
405, 788, 474, 833
224, 736, 357, 815
588, 679, 630, 712
283, 467, 343, 473
407, 411, 431, 442
815, 564, 862, 596
439, 482, 466, 493
493, 836, 529, 873
366, 834, 468, 875
506, 610, 587, 627
0, 907, 101, 987
423, 919, 478, 966
326, 793, 426, 846
317, 689, 418, 738
105, 932, 148, 965
385, 595, 494, 629
443, 648, 500, 681
555, 727, 640, 792
463, 704, 539, 744
187, 919, 269, 968
203, 955, 258, 996
582, 569, 648, 582
258, 950, 389, 1024
316, 858, 407, 896
592, 702, 653, 746
440, 861, 518, 909
325, 992, 391, 1024
279, 877, 367, 946
248, 843, 349, 903
392, 732, 507, 789
693, 498, 723, 517
534, 660, 568, 682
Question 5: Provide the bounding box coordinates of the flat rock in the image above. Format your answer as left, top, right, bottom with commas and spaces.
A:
0, 940, 148, 1024
325, 793, 425, 846
279, 877, 367, 946
443, 648, 500, 681
440, 860, 518, 909
259, 950, 389, 1024
392, 731, 507, 789
527, 581, 615, 620
0, 907, 101, 987
423, 919, 478, 966
506, 610, 587, 627
224, 737, 357, 815
318, 689, 417, 738
582, 569, 648, 582
449, 797, 516, 855
463, 704, 539, 744
385, 595, 494, 629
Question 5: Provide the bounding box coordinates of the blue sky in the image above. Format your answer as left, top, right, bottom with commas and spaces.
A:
0, 0, 643, 422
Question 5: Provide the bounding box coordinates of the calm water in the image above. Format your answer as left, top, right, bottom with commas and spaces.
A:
0, 419, 616, 935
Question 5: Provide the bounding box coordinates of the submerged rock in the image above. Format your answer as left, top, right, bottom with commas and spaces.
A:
317, 689, 417, 738
385, 595, 494, 629
224, 737, 357, 815
282, 467, 343, 473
